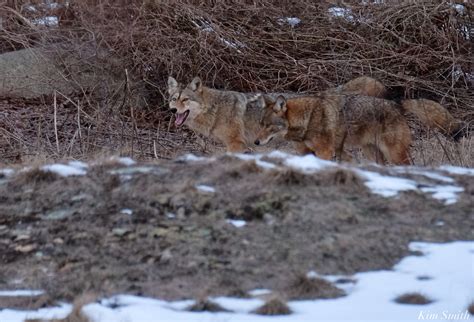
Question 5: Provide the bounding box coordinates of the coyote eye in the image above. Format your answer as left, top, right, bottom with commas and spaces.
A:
171, 97, 177, 102
182, 98, 189, 102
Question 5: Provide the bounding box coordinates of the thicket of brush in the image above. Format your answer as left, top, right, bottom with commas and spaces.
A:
0, 0, 472, 164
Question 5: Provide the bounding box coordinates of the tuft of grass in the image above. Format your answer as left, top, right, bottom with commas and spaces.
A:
416, 275, 433, 281
285, 273, 346, 300
187, 298, 230, 313
318, 168, 363, 187
252, 297, 292, 316
272, 168, 311, 185
14, 168, 59, 185
25, 293, 95, 322
467, 301, 474, 315
394, 292, 434, 305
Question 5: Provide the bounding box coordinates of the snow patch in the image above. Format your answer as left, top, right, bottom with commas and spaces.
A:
328, 7, 354, 21
420, 185, 464, 205
278, 17, 301, 27
196, 185, 216, 193
450, 3, 466, 15
179, 154, 213, 162
113, 157, 136, 166
357, 170, 418, 197
226, 219, 247, 228
0, 304, 71, 322
0, 168, 14, 177
0, 290, 44, 297
68, 160, 88, 170
439, 165, 474, 176
396, 168, 455, 183
233, 153, 277, 169
247, 289, 272, 297
120, 209, 133, 216
192, 18, 245, 53
284, 154, 335, 172
42, 164, 87, 177
33, 16, 59, 27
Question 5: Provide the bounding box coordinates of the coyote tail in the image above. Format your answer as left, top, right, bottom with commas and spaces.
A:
401, 99, 465, 141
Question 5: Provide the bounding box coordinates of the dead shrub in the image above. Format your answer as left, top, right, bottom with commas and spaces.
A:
272, 168, 312, 186
252, 297, 292, 316
317, 168, 364, 188
468, 301, 474, 315
285, 273, 346, 300
394, 292, 434, 305
187, 298, 230, 313
13, 168, 59, 185
25, 293, 96, 322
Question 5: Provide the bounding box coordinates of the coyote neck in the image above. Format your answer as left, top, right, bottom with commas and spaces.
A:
185, 87, 218, 136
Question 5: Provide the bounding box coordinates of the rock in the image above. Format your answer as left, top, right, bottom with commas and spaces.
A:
160, 249, 173, 263
42, 209, 74, 220
0, 48, 73, 98
151, 227, 169, 238
53, 238, 64, 245
177, 207, 186, 219
14, 234, 31, 241
112, 228, 131, 237
15, 244, 37, 253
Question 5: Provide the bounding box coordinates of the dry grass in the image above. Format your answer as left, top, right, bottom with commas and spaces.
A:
317, 168, 364, 187
0, 1, 472, 165
272, 168, 314, 185
252, 297, 292, 316
13, 167, 59, 185
394, 292, 434, 305
24, 293, 95, 322
468, 301, 474, 315
411, 136, 474, 167
285, 273, 346, 300
186, 298, 231, 313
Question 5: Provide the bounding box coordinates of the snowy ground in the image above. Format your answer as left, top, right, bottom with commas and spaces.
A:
1, 242, 472, 322
4, 152, 471, 206
236, 151, 471, 205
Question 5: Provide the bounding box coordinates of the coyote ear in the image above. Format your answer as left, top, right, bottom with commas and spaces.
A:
167, 76, 179, 94
188, 77, 202, 92
273, 95, 287, 113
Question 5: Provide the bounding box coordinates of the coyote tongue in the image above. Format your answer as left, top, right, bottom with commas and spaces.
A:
175, 110, 190, 126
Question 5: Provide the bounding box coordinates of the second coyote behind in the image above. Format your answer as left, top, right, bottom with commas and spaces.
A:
255, 94, 463, 165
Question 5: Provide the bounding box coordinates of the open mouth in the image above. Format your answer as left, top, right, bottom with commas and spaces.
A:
175, 110, 190, 126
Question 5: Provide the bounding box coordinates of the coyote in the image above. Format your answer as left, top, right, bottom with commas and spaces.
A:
254, 94, 463, 165
167, 76, 262, 152
167, 76, 387, 153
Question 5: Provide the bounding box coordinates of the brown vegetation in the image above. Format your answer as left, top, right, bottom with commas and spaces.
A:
284, 273, 346, 300
468, 301, 474, 315
25, 293, 95, 322
252, 297, 292, 316
394, 292, 434, 305
187, 298, 231, 312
